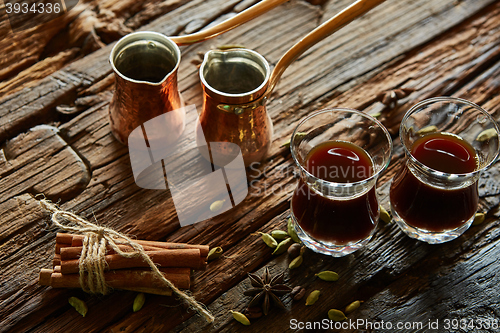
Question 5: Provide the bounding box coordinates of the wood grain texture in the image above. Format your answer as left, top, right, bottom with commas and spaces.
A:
1, 0, 500, 332
0, 125, 91, 205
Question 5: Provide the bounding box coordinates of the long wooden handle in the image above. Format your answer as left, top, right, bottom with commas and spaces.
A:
170, 0, 289, 45
267, 0, 387, 95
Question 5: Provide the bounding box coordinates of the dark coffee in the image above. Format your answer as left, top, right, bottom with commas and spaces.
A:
115, 40, 177, 83
291, 141, 378, 244
390, 133, 479, 232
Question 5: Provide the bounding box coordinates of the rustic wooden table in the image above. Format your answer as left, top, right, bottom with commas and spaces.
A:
2, 0, 500, 332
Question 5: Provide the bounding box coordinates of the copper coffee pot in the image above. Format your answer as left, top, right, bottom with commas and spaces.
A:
198, 0, 387, 167
109, 0, 290, 145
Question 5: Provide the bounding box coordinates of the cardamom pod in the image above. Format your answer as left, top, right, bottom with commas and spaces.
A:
370, 112, 381, 118
210, 199, 225, 212
133, 293, 146, 312
281, 139, 291, 148
305, 290, 320, 306
271, 230, 289, 240
259, 232, 277, 248
281, 132, 307, 148
287, 218, 300, 243
289, 255, 303, 269
379, 206, 391, 223
273, 238, 293, 255
68, 297, 88, 317
207, 247, 223, 261
476, 128, 497, 142
416, 125, 438, 135
472, 212, 485, 226
230, 310, 251, 325
316, 271, 339, 282
345, 300, 361, 314
328, 309, 347, 321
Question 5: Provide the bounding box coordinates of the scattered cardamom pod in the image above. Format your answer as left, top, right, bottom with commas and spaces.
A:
290, 286, 306, 301
472, 212, 485, 226
133, 293, 146, 312
287, 243, 302, 258
316, 271, 339, 282
328, 309, 347, 321
289, 254, 303, 269
287, 218, 300, 243
207, 246, 223, 261
244, 306, 262, 319
370, 112, 381, 118
273, 238, 293, 255
218, 44, 246, 50
281, 139, 291, 148
305, 290, 320, 306
416, 125, 438, 135
271, 230, 289, 240
281, 132, 307, 148
379, 206, 391, 223
345, 300, 361, 314
230, 310, 251, 325
68, 297, 88, 317
210, 199, 225, 212
476, 128, 497, 142
259, 232, 277, 248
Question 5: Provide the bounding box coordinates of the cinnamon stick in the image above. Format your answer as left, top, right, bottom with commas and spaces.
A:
68, 233, 209, 258
55, 243, 70, 254
53, 254, 61, 267
60, 249, 202, 274
39, 269, 181, 295
54, 267, 190, 289
60, 244, 167, 261
56, 233, 73, 245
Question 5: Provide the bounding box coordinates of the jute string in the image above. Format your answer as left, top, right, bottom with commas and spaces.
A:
39, 199, 214, 323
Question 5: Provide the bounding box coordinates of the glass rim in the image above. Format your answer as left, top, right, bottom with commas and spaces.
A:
290, 108, 393, 187
400, 97, 500, 178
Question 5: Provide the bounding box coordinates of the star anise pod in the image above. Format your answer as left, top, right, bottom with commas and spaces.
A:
244, 267, 292, 315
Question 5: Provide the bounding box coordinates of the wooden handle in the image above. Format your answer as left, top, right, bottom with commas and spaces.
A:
267, 0, 387, 95
170, 0, 289, 45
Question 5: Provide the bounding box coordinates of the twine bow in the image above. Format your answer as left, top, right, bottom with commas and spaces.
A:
39, 199, 214, 323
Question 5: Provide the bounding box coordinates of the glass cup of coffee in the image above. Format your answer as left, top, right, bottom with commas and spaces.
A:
390, 97, 500, 244
290, 108, 392, 256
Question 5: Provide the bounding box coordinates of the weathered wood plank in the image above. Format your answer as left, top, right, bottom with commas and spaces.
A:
0, 125, 91, 205
0, 0, 193, 98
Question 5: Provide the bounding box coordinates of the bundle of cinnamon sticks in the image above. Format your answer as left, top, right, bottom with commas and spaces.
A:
38, 233, 209, 296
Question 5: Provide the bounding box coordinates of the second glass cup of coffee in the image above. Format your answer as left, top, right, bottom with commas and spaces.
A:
290, 108, 392, 256
390, 97, 500, 244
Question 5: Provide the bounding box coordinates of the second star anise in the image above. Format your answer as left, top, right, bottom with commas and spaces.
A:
244, 266, 292, 315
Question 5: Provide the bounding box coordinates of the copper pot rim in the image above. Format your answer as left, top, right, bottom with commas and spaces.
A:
110, 31, 181, 86
199, 48, 270, 105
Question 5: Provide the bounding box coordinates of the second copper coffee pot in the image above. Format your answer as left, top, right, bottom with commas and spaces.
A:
198, 0, 386, 166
